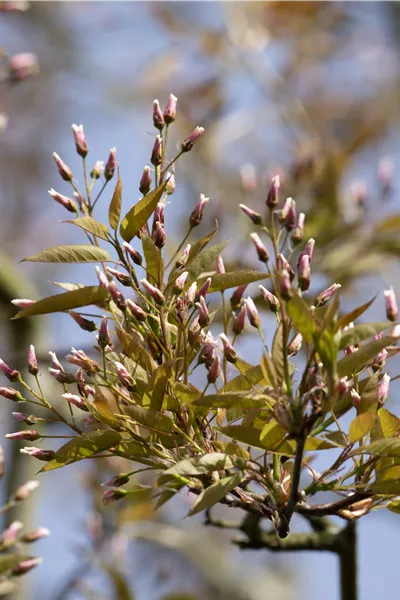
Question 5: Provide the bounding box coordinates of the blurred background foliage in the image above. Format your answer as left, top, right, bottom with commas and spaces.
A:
1, 2, 400, 599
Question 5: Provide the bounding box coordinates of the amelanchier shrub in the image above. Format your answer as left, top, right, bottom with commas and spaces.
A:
2, 95, 400, 599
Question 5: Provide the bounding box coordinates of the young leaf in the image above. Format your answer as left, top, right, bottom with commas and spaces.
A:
358, 373, 379, 414
218, 364, 265, 394
64, 217, 109, 241
158, 453, 234, 483
203, 270, 268, 294
142, 234, 163, 284
336, 295, 376, 329
187, 472, 243, 516
147, 361, 175, 411
123, 404, 174, 433
260, 353, 277, 387
50, 281, 85, 292
378, 408, 400, 439
186, 241, 230, 281
108, 170, 122, 231
349, 413, 376, 443
337, 336, 396, 377
220, 425, 294, 454
119, 182, 167, 242
286, 294, 316, 343
371, 480, 400, 495
212, 441, 250, 460
0, 554, 32, 576
272, 323, 285, 385
21, 244, 112, 263
193, 392, 272, 409
173, 382, 202, 404
339, 322, 393, 350
352, 438, 400, 458
89, 387, 121, 430
187, 223, 218, 264
41, 431, 121, 472
260, 419, 287, 450
12, 286, 109, 319
304, 437, 338, 450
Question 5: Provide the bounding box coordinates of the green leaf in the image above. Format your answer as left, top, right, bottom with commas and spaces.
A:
89, 387, 122, 429
186, 241, 230, 281
376, 214, 400, 234
102, 564, 133, 600
64, 217, 109, 241
21, 244, 112, 263
220, 425, 294, 454
304, 437, 337, 450
387, 499, 400, 513
260, 353, 277, 387
339, 322, 393, 350
371, 480, 400, 495
337, 336, 396, 377
378, 408, 400, 439
42, 431, 121, 472
187, 472, 243, 516
158, 453, 234, 484
286, 294, 316, 343
120, 182, 167, 242
142, 234, 162, 284
218, 364, 265, 393
187, 224, 218, 264
349, 413, 376, 443
358, 373, 379, 414
352, 438, 400, 458
50, 281, 85, 292
193, 392, 272, 409
336, 296, 376, 329
203, 270, 267, 293
212, 441, 250, 460
147, 361, 175, 411
109, 170, 122, 231
115, 326, 157, 374
0, 554, 32, 576
124, 404, 174, 433
260, 419, 287, 450
12, 286, 109, 319
173, 382, 202, 404
272, 323, 285, 385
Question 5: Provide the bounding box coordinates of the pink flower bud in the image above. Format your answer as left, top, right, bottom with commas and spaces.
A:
315, 284, 341, 308
174, 271, 188, 293
220, 333, 237, 363
48, 351, 63, 372
176, 244, 191, 267
20, 447, 55, 461
0, 359, 20, 382
106, 267, 132, 287
250, 233, 269, 262
62, 393, 89, 411
22, 527, 50, 543
351, 389, 361, 408
69, 310, 97, 332
196, 277, 212, 302
181, 126, 205, 152
98, 317, 112, 350
164, 93, 177, 125
196, 296, 210, 327
0, 387, 23, 401
216, 256, 225, 275
11, 298, 36, 309
8, 52, 39, 82
71, 124, 88, 158
1, 521, 23, 545
291, 212, 305, 245
384, 287, 398, 322
6, 430, 41, 441
104, 147, 117, 181
230, 284, 247, 309
190, 194, 209, 227
73, 190, 86, 211
12, 558, 42, 576
240, 164, 257, 195
188, 316, 201, 346
139, 165, 152, 195
378, 157, 394, 195
67, 348, 100, 374
152, 203, 165, 232
288, 333, 303, 356
154, 221, 167, 249
109, 282, 127, 311
278, 254, 295, 282
207, 355, 221, 384
102, 487, 127, 504
13, 480, 39, 501
186, 282, 197, 305
199, 334, 216, 367
12, 413, 37, 425
392, 324, 400, 337
232, 304, 247, 335
165, 172, 176, 195
95, 266, 109, 289
297, 238, 315, 269
298, 254, 311, 292
90, 160, 104, 179
52, 152, 73, 182
378, 373, 390, 405
372, 347, 388, 371
244, 297, 260, 328
259, 285, 279, 314
27, 345, 38, 376
279, 269, 293, 300
114, 362, 135, 391
123, 242, 142, 266
126, 299, 147, 322
280, 197, 296, 231
151, 135, 163, 167
338, 377, 349, 396
102, 473, 130, 488
48, 188, 77, 213
153, 99, 165, 131
266, 174, 280, 208
239, 204, 262, 226
141, 279, 165, 305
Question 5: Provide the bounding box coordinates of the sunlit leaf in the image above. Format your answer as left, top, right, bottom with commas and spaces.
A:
358, 373, 379, 414
339, 322, 393, 350
260, 353, 277, 387
336, 296, 376, 329
109, 170, 122, 231
218, 364, 265, 393
142, 234, 163, 285
187, 224, 218, 264
304, 437, 338, 450
193, 392, 272, 409
50, 281, 85, 292
41, 431, 121, 472
120, 182, 167, 242
286, 294, 316, 343
260, 419, 286, 449
352, 438, 400, 458
220, 425, 294, 454
124, 404, 174, 433
64, 217, 109, 241
272, 323, 284, 385
371, 480, 400, 495
173, 382, 202, 404
148, 361, 175, 411
12, 286, 109, 319
89, 387, 121, 430
0, 554, 31, 576
378, 408, 400, 439
186, 241, 229, 281
201, 270, 267, 293
21, 244, 112, 263
349, 413, 376, 443
187, 471, 243, 516
158, 453, 234, 484
337, 336, 396, 377
387, 499, 400, 514
116, 326, 157, 374
212, 441, 250, 460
